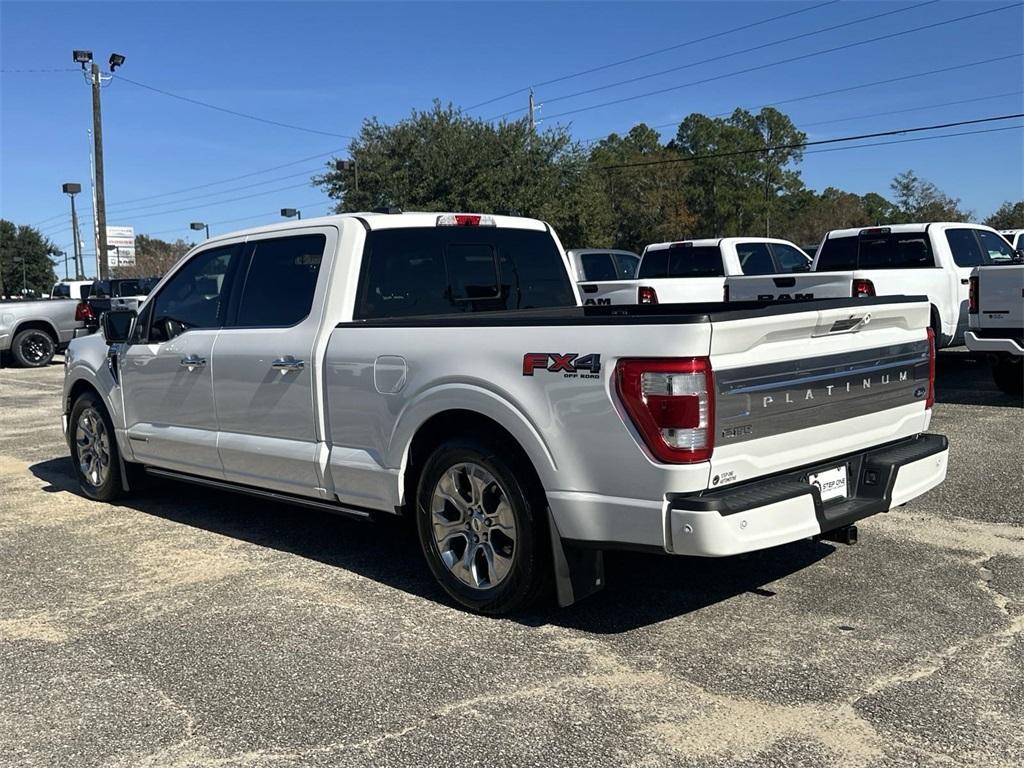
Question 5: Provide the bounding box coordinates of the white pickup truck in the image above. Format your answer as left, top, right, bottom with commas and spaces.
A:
728, 223, 1019, 348
578, 238, 811, 306
63, 212, 948, 614
965, 263, 1024, 394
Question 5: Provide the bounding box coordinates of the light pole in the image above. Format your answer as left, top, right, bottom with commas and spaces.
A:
13, 256, 27, 295
61, 252, 70, 281
281, 208, 301, 221
73, 49, 126, 281
190, 222, 210, 239
62, 182, 84, 279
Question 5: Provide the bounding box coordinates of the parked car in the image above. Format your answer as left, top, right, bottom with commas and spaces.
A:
1, 296, 87, 367
80, 277, 160, 330
999, 229, 1024, 250
567, 248, 640, 282
51, 280, 94, 301
579, 238, 811, 306
965, 262, 1024, 394
727, 223, 1019, 348
63, 212, 948, 614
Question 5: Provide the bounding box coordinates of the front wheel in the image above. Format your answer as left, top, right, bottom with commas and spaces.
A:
11, 328, 56, 367
415, 438, 550, 614
70, 392, 125, 501
991, 354, 1023, 396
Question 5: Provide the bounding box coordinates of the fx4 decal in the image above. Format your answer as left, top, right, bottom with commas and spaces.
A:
523, 353, 602, 378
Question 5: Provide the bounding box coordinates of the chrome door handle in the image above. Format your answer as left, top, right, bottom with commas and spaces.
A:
179, 355, 207, 371
271, 357, 305, 373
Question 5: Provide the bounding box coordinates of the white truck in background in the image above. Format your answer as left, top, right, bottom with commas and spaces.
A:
61, 211, 947, 614
728, 224, 1019, 348
578, 237, 811, 306
965, 263, 1024, 394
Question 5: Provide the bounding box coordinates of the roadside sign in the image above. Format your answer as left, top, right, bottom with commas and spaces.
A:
107, 225, 136, 267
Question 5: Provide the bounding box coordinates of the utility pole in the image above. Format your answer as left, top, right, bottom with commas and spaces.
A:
528, 88, 536, 132
91, 61, 109, 280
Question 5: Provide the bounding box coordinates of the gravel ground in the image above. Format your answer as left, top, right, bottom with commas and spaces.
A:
0, 348, 1021, 768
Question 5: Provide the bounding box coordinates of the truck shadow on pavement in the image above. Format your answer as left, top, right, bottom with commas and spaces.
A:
935, 349, 1022, 407
30, 457, 838, 633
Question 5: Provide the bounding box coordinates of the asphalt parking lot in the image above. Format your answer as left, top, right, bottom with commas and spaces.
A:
1, 350, 1021, 768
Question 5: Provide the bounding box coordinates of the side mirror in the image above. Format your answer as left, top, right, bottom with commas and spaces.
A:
100, 309, 137, 344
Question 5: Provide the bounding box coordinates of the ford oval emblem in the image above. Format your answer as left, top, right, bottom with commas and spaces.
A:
914, 386, 926, 398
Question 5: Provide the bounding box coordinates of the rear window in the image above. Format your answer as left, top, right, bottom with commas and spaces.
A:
51, 284, 70, 299
114, 280, 143, 297
816, 233, 934, 271
355, 227, 576, 319
638, 246, 724, 279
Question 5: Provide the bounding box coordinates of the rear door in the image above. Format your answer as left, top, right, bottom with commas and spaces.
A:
212, 228, 332, 497
121, 242, 243, 475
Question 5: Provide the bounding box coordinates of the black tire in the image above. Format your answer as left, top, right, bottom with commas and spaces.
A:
991, 354, 1023, 396
11, 328, 56, 368
69, 392, 125, 502
415, 437, 550, 615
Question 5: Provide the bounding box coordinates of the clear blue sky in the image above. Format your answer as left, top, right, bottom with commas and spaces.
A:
2, 0, 1022, 267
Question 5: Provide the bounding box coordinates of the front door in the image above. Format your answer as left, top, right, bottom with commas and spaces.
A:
212, 229, 331, 498
121, 242, 243, 476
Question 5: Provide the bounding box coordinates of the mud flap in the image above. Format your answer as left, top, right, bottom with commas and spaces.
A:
548, 512, 605, 607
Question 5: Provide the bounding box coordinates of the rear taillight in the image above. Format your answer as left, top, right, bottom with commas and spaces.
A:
75, 301, 94, 322
615, 358, 714, 463
968, 275, 978, 314
926, 327, 936, 409
638, 285, 658, 304
852, 278, 875, 298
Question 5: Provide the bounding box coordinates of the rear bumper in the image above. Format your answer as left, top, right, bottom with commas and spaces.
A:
666, 434, 947, 556
964, 331, 1023, 356
552, 433, 948, 557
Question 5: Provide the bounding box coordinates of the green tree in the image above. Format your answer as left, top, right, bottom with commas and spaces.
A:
315, 101, 593, 246
0, 220, 59, 298
890, 170, 971, 222
115, 234, 192, 279
984, 200, 1024, 230
586, 124, 693, 252
776, 187, 899, 246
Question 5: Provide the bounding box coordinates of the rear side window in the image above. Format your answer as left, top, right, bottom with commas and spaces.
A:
356, 227, 575, 319
735, 243, 775, 275
580, 253, 617, 281
638, 246, 724, 278
234, 234, 325, 327
817, 233, 934, 270
771, 243, 811, 272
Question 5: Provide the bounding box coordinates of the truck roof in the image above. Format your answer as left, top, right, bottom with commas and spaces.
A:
567, 248, 638, 257
824, 222, 985, 239
642, 237, 802, 253
206, 211, 549, 242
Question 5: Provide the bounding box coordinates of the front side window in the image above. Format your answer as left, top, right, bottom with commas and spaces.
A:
356, 227, 575, 319
735, 242, 775, 275
234, 234, 325, 328
580, 253, 617, 281
613, 253, 640, 279
148, 245, 239, 341
944, 229, 985, 268
975, 230, 1016, 263
771, 243, 812, 272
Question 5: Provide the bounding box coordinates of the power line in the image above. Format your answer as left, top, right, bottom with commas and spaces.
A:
141, 199, 337, 238
464, 0, 839, 111
796, 90, 1024, 129
113, 74, 357, 139
801, 124, 1023, 156
0, 67, 79, 73
490, 0, 940, 120
599, 113, 1024, 171
110, 181, 322, 222
540, 3, 1022, 122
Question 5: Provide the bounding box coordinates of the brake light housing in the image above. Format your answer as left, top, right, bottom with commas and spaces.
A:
615, 358, 714, 463
75, 301, 94, 322
926, 327, 936, 409
852, 278, 875, 298
968, 275, 978, 314
436, 213, 495, 227
637, 285, 658, 304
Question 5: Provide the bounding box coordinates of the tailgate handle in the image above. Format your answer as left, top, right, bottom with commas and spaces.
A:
960, 278, 969, 285
773, 277, 796, 288
581, 284, 598, 294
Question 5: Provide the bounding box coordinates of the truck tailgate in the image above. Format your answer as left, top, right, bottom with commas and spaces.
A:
579, 281, 643, 306
707, 298, 933, 486
726, 272, 853, 302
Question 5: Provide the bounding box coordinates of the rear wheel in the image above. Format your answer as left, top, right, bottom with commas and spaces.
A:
11, 328, 56, 367
415, 437, 550, 614
70, 392, 125, 501
991, 354, 1023, 396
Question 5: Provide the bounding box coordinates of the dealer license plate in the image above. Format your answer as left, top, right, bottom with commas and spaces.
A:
808, 465, 848, 502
